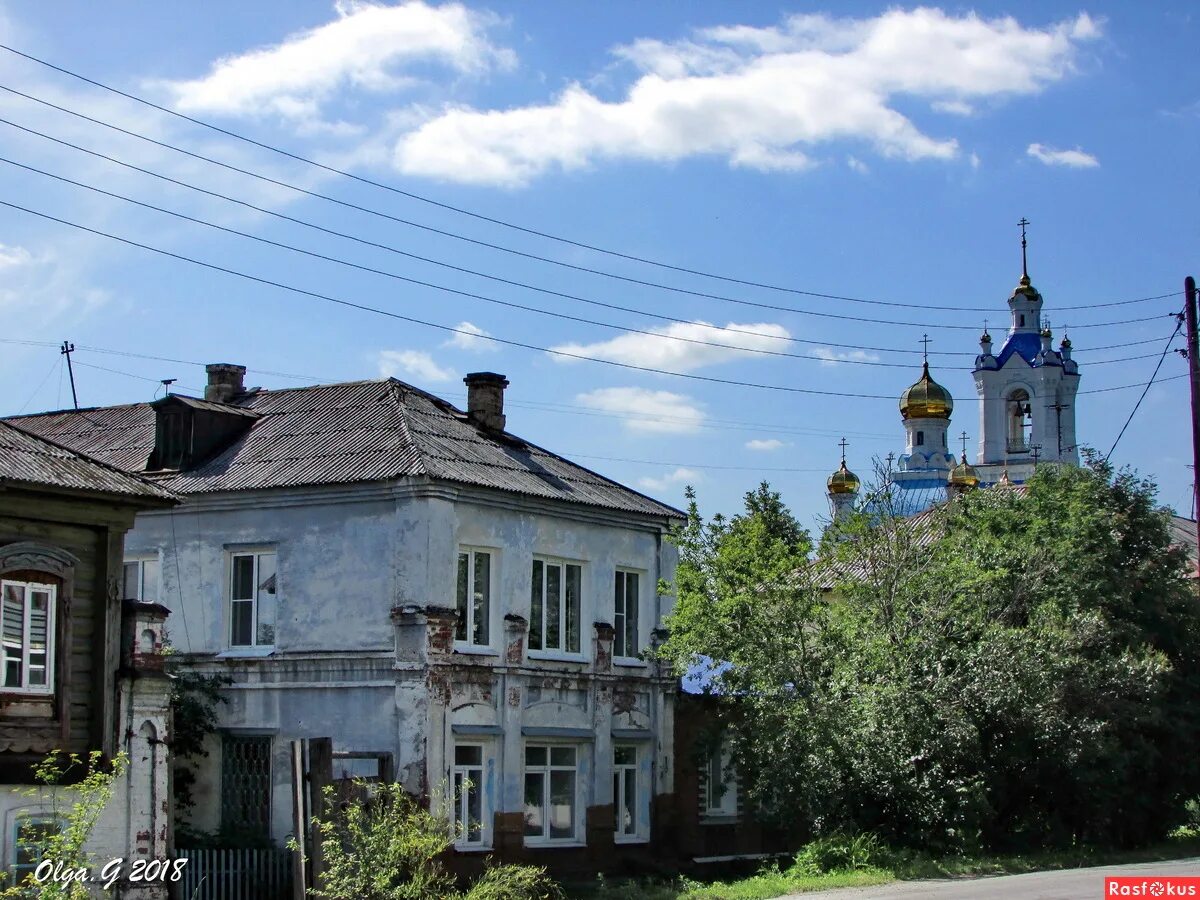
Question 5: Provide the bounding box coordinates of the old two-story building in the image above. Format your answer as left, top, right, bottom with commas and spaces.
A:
10, 365, 683, 875
0, 419, 177, 896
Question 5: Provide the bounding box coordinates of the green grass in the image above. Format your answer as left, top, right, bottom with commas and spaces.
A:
565, 829, 1200, 900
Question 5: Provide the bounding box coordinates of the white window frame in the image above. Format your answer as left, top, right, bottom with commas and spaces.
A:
227, 548, 277, 650
455, 548, 493, 649
704, 737, 738, 820
528, 558, 584, 658
613, 743, 644, 843
123, 556, 161, 604
523, 744, 581, 845
0, 580, 56, 696
451, 743, 490, 849
9, 814, 61, 885
613, 569, 641, 661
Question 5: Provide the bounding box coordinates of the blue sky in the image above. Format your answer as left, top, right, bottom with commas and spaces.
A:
1, 1, 1196, 531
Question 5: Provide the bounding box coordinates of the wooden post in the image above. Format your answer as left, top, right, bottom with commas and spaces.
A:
307, 738, 334, 892
1185, 276, 1200, 578
290, 740, 308, 900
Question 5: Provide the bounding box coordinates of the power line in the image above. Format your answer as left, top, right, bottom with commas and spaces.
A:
16, 355, 60, 413
1, 199, 1183, 403
1105, 313, 1185, 461
2, 153, 1177, 372
0, 81, 1180, 325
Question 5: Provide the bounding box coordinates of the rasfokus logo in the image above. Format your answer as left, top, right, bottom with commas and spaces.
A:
1105, 877, 1200, 896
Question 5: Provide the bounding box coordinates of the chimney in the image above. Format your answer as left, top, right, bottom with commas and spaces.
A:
463, 372, 509, 431
205, 363, 247, 403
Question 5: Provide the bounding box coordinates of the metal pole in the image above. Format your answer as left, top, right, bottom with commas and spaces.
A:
59, 340, 78, 410
1185, 276, 1200, 578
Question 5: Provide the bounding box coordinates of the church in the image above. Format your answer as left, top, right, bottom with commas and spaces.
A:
827, 231, 1081, 520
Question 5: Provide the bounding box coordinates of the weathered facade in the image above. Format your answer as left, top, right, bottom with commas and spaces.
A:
10, 367, 683, 875
0, 420, 176, 896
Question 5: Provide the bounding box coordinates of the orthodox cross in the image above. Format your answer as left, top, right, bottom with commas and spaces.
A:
838, 437, 849, 464
1030, 443, 1042, 467
1018, 216, 1030, 278
1045, 399, 1071, 456
960, 431, 969, 459
919, 333, 931, 363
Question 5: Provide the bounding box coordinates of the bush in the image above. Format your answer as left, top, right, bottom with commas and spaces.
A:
790, 833, 890, 876
300, 780, 561, 900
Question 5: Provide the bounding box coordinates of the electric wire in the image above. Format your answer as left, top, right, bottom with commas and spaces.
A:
16, 355, 60, 413
0, 81, 1180, 325
0, 202, 1184, 406
1, 154, 1176, 371
1105, 314, 1185, 461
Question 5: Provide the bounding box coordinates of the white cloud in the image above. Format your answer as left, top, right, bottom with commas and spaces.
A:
0, 244, 33, 269
377, 349, 455, 383
846, 156, 869, 174
395, 9, 1100, 186
442, 321, 494, 351
163, 1, 516, 120
638, 467, 701, 492
576, 387, 705, 434
932, 99, 975, 116
1026, 142, 1100, 168
812, 347, 881, 367
745, 438, 786, 451
552, 321, 789, 372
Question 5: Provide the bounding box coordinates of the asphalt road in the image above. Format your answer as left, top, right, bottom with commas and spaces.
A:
774, 857, 1200, 899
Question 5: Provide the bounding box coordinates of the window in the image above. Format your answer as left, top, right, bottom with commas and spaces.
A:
705, 738, 738, 819
452, 744, 487, 848
221, 735, 272, 840
123, 557, 160, 603
1007, 389, 1032, 452
524, 745, 578, 843
1019, 314, 1026, 327
613, 745, 639, 840
613, 571, 639, 659
0, 581, 55, 694
455, 550, 491, 647
229, 551, 276, 648
529, 560, 581, 654
916, 431, 925, 447
11, 816, 60, 885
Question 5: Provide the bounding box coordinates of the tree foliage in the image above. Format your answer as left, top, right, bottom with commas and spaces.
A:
661, 458, 1200, 852
301, 781, 562, 900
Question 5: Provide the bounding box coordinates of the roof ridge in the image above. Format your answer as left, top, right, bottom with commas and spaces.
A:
387, 381, 429, 478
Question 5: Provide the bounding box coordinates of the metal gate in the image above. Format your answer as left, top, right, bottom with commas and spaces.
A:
177, 847, 293, 900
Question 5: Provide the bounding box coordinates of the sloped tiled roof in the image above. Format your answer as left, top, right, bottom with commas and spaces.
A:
8, 379, 681, 519
0, 420, 176, 502
1169, 515, 1198, 576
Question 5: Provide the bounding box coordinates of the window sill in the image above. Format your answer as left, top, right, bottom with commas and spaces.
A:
613, 657, 648, 668
526, 651, 588, 664
453, 645, 500, 657
524, 839, 586, 849
453, 843, 494, 853
217, 647, 275, 659
615, 835, 650, 845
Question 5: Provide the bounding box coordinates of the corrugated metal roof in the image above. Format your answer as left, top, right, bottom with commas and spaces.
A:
7, 379, 680, 519
0, 420, 176, 502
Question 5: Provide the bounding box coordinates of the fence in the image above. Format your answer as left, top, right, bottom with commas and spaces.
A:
177, 847, 294, 900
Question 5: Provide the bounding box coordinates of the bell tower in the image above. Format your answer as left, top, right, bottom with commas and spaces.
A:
973, 220, 1080, 484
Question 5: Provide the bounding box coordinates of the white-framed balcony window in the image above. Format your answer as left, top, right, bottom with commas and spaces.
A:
0, 581, 55, 695
523, 744, 578, 844
613, 570, 640, 660
122, 556, 160, 604
529, 559, 581, 655
452, 744, 488, 849
704, 736, 738, 820
613, 744, 640, 841
455, 550, 491, 648
228, 550, 277, 649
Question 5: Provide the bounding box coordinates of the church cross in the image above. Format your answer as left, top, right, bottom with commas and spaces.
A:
919, 333, 931, 362
838, 437, 849, 464
1030, 443, 1042, 467
960, 431, 969, 459
1018, 217, 1031, 277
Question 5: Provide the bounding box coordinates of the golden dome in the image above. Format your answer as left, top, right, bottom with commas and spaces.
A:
1011, 273, 1042, 299
899, 362, 953, 420
827, 460, 860, 495
948, 459, 980, 488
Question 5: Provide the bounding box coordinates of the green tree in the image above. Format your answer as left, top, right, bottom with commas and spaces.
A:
662, 458, 1200, 852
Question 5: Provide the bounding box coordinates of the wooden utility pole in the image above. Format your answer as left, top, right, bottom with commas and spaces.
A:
1185, 276, 1200, 578
60, 340, 78, 410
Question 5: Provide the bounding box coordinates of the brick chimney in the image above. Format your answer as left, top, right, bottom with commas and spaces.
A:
463, 372, 509, 431
205, 363, 246, 403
